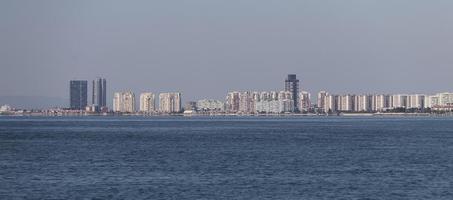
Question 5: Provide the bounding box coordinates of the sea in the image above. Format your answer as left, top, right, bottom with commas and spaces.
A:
1, 116, 453, 199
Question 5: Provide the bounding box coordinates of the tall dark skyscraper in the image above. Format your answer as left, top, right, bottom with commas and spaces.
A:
70, 80, 88, 110
285, 74, 300, 112
92, 78, 107, 107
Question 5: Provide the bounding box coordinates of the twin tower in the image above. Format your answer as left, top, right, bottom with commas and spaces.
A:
69, 77, 107, 111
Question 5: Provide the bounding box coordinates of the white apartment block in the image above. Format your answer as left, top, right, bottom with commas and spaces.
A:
239, 91, 255, 113
425, 92, 453, 111
390, 94, 408, 108
225, 91, 240, 113
438, 92, 453, 107
299, 91, 311, 112
338, 95, 354, 112
139, 93, 156, 113
371, 94, 390, 112
255, 100, 293, 113
324, 95, 338, 113
407, 94, 425, 109
270, 91, 279, 101
255, 91, 294, 113
317, 91, 327, 111
278, 91, 293, 101
255, 101, 279, 113
159, 92, 181, 113
113, 91, 135, 113
425, 95, 439, 108
354, 95, 371, 112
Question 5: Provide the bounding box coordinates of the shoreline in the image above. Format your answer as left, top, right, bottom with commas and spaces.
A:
1, 112, 451, 117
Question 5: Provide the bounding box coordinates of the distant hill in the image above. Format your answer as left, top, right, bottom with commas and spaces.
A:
0, 96, 68, 110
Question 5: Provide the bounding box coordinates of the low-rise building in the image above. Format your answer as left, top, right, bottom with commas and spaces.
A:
197, 99, 224, 112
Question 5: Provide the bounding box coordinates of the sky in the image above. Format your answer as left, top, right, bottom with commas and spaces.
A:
1, 0, 453, 108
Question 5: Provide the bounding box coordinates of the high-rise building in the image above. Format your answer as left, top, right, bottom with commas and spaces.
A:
159, 93, 182, 113
278, 91, 294, 113
317, 91, 327, 112
354, 95, 371, 112
338, 95, 354, 112
390, 94, 408, 108
139, 93, 156, 113
372, 94, 390, 112
299, 91, 311, 112
425, 95, 439, 108
407, 94, 425, 109
254, 91, 294, 113
239, 91, 255, 113
92, 78, 107, 107
285, 74, 300, 112
425, 92, 453, 111
113, 91, 135, 113
324, 94, 338, 113
251, 91, 260, 113
438, 92, 453, 107
269, 91, 279, 101
69, 80, 88, 110
225, 91, 240, 113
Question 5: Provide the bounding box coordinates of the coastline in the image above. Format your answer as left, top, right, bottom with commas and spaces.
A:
1, 112, 450, 117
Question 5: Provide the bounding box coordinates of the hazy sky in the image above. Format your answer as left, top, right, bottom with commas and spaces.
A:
1, 0, 453, 106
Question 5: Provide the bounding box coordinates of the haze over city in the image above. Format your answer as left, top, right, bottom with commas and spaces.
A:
1, 0, 453, 109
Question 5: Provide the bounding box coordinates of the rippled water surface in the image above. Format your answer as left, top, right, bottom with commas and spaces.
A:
1, 116, 453, 199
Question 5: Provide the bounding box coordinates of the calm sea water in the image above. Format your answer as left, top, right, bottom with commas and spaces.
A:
1, 116, 453, 199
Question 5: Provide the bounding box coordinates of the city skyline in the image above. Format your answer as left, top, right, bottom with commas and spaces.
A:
59, 74, 453, 114
0, 71, 452, 112
4, 72, 453, 110
1, 1, 453, 109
